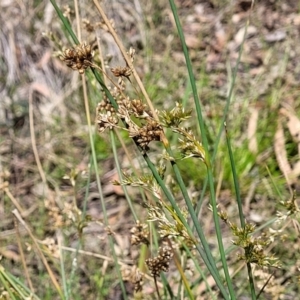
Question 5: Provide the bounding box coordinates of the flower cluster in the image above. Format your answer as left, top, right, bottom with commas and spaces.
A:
111, 66, 132, 79
60, 42, 93, 74
146, 245, 173, 277
130, 220, 149, 246
276, 192, 300, 223
96, 55, 163, 152
121, 266, 144, 292
177, 128, 206, 161
146, 202, 195, 247
129, 119, 163, 151
219, 211, 281, 268
96, 101, 119, 132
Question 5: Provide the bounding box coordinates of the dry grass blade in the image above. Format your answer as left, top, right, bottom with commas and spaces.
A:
12, 209, 63, 297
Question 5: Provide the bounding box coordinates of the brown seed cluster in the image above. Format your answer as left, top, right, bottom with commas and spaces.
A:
44, 198, 72, 228
82, 19, 95, 32
130, 220, 149, 246
111, 66, 132, 79
96, 97, 119, 132
62, 5, 74, 19
60, 42, 93, 74
96, 46, 163, 152
130, 119, 163, 151
121, 266, 144, 293
146, 245, 173, 277
41, 237, 60, 259
131, 99, 148, 116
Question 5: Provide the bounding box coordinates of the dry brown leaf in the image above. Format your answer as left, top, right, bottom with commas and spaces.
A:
234, 25, 257, 47
31, 82, 51, 98
185, 35, 202, 49
280, 107, 300, 144
247, 107, 259, 154
279, 107, 300, 178
293, 161, 300, 177
0, 248, 20, 262
265, 30, 286, 43
274, 120, 294, 186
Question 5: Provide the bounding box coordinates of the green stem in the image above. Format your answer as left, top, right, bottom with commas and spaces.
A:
145, 155, 229, 299
168, 0, 235, 298
110, 131, 138, 220
225, 124, 256, 299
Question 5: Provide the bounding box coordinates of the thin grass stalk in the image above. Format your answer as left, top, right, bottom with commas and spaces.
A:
114, 131, 149, 205
92, 0, 158, 120
160, 274, 175, 300
67, 183, 84, 294
183, 245, 216, 299
210, 4, 255, 173
73, 0, 81, 42
0, 272, 16, 299
57, 231, 69, 300
45, 5, 128, 290
14, 218, 34, 292
145, 156, 229, 299
0, 272, 25, 299
0, 270, 17, 300
50, 0, 79, 44
195, 15, 250, 234
225, 125, 245, 227
81, 76, 128, 299
113, 130, 148, 282
110, 130, 138, 220
47, 8, 125, 295
12, 209, 63, 297
82, 159, 92, 217
0, 264, 41, 299
265, 166, 284, 201
168, 240, 194, 300
65, 164, 91, 297
168, 1, 235, 298
163, 148, 231, 297
193, 0, 251, 228
225, 124, 256, 299
194, 22, 249, 221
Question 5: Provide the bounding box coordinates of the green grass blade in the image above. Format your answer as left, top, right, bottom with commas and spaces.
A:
145, 154, 229, 299
110, 130, 138, 220
50, 0, 79, 45
225, 124, 256, 299
225, 125, 245, 227
168, 1, 235, 298
59, 234, 68, 300
183, 244, 216, 299
0, 264, 40, 299
86, 95, 128, 300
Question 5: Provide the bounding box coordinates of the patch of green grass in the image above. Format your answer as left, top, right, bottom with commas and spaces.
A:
94, 134, 111, 160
